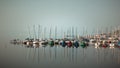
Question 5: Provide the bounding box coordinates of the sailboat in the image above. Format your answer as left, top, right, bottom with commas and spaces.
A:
73, 40, 79, 48
33, 25, 39, 44
60, 39, 66, 47
95, 41, 101, 48
109, 43, 115, 47
59, 28, 66, 47
54, 26, 59, 45
109, 27, 116, 47
109, 37, 115, 47
80, 27, 87, 48
39, 26, 48, 46
66, 27, 73, 47
80, 41, 86, 48
117, 27, 120, 47
48, 27, 54, 46
118, 40, 120, 47
23, 25, 33, 45
73, 27, 79, 48
102, 40, 108, 48
94, 28, 100, 48
10, 39, 20, 44
66, 40, 72, 47
24, 38, 33, 45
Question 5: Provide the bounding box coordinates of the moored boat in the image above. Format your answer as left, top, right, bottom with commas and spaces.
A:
60, 40, 66, 47
80, 41, 86, 48
109, 43, 115, 47
117, 41, 120, 47
48, 39, 54, 47
66, 40, 72, 47
73, 40, 79, 48
101, 40, 108, 48
95, 42, 101, 48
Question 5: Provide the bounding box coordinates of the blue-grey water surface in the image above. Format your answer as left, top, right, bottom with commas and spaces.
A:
0, 39, 120, 68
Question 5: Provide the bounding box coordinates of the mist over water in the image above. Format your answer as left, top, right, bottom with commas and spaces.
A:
0, 0, 120, 68
0, 0, 120, 40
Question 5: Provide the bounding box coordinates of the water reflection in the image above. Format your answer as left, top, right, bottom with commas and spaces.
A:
10, 44, 120, 64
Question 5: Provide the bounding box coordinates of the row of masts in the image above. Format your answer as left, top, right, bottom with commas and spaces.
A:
27, 25, 82, 40
11, 25, 120, 48
27, 25, 120, 40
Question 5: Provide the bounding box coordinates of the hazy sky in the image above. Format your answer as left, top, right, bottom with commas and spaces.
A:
0, 0, 120, 39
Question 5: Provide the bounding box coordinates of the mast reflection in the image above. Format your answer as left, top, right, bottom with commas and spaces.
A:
11, 43, 120, 65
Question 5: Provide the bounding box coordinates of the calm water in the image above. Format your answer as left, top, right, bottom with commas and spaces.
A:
0, 40, 120, 68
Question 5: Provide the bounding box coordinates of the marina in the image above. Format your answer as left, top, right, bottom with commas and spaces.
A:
1, 0, 120, 68
8, 26, 120, 68
10, 25, 120, 49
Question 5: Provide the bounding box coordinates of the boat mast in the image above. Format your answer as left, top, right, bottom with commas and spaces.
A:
44, 27, 46, 40
38, 25, 40, 40
41, 26, 44, 40
83, 27, 84, 37
85, 27, 88, 38
66, 29, 69, 39
71, 26, 74, 40
27, 25, 31, 39
84, 26, 86, 38
64, 31, 65, 39
33, 25, 37, 40
119, 25, 120, 35
55, 26, 57, 40
61, 27, 63, 39
49, 27, 52, 39
75, 27, 77, 40
70, 27, 72, 40
40, 25, 42, 40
